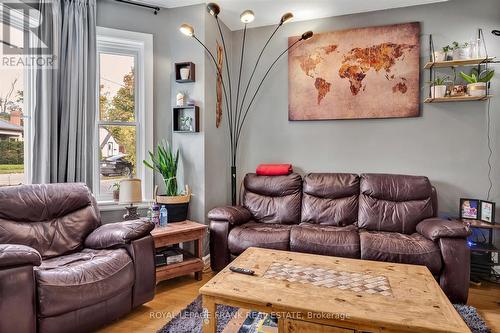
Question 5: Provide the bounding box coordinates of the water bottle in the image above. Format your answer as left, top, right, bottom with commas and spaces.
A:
160, 205, 168, 226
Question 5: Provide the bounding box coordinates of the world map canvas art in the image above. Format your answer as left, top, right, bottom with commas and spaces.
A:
288, 22, 420, 120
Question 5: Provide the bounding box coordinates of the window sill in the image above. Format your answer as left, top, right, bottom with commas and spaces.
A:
98, 201, 151, 212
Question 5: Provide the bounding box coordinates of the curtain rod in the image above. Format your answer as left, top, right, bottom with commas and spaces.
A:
114, 0, 160, 15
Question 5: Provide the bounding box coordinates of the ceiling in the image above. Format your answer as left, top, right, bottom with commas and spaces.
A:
140, 0, 448, 30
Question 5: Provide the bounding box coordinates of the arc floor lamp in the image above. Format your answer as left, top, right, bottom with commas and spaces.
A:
180, 3, 313, 205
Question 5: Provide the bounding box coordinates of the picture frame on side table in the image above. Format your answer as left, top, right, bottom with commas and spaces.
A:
459, 198, 480, 220
480, 200, 495, 224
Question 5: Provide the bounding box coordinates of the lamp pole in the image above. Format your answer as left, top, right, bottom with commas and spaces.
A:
180, 4, 313, 205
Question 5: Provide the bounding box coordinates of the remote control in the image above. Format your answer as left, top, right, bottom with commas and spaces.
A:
229, 266, 255, 275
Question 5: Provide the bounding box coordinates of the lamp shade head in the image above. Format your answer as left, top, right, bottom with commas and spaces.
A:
179, 24, 194, 37
207, 3, 220, 17
280, 12, 293, 25
119, 178, 142, 205
301, 31, 313, 41
240, 10, 255, 24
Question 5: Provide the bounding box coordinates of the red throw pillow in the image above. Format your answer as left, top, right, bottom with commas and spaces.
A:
256, 164, 293, 176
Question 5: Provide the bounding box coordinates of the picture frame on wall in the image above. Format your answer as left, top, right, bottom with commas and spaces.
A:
459, 198, 480, 220
480, 200, 496, 224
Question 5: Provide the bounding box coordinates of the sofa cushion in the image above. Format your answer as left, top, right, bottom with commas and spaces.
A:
0, 183, 101, 259
358, 174, 434, 234
301, 173, 359, 226
228, 222, 292, 255
360, 231, 442, 275
290, 223, 360, 258
242, 173, 302, 225
35, 248, 134, 317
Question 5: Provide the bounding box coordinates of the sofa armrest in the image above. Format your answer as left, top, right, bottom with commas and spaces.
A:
416, 218, 471, 241
85, 219, 155, 249
0, 244, 41, 268
208, 206, 251, 225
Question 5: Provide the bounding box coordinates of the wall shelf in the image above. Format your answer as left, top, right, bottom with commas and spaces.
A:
173, 105, 200, 133
175, 62, 195, 83
426, 29, 494, 102
424, 57, 495, 69
424, 95, 492, 103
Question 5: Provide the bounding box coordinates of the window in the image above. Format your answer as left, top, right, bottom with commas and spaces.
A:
0, 4, 36, 187
95, 27, 153, 203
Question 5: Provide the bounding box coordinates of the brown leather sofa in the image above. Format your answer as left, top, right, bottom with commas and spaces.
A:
208, 173, 471, 304
0, 183, 156, 333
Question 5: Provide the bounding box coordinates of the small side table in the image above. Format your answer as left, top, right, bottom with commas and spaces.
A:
151, 220, 207, 283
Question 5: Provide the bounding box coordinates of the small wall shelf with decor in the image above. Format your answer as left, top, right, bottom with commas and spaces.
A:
173, 105, 199, 133
423, 57, 496, 69
426, 29, 496, 103
424, 95, 492, 103
175, 62, 195, 83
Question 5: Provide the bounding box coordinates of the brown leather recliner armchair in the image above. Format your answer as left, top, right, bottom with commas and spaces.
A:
208, 173, 471, 304
0, 183, 156, 333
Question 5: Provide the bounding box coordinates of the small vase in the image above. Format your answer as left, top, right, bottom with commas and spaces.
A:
176, 92, 185, 106
180, 67, 190, 80
113, 190, 120, 202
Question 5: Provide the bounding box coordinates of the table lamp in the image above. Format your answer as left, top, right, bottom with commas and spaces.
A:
119, 178, 142, 220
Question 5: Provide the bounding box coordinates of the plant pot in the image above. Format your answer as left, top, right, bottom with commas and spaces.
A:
431, 85, 447, 98
180, 67, 190, 80
467, 82, 486, 97
155, 185, 191, 222
453, 47, 470, 60
113, 190, 120, 202
433, 51, 445, 62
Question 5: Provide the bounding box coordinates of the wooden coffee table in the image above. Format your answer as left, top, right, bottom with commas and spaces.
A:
200, 247, 470, 333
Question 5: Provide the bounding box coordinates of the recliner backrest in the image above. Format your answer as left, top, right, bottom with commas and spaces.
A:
0, 183, 101, 258
358, 173, 433, 234
242, 173, 302, 224
301, 173, 359, 226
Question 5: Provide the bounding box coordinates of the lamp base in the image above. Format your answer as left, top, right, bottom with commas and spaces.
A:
123, 205, 140, 221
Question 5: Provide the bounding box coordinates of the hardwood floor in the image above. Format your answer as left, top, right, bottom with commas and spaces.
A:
99, 272, 500, 333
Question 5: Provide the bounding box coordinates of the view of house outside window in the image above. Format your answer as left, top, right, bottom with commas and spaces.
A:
98, 52, 138, 199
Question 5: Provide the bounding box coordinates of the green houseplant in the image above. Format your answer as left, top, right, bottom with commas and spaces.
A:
143, 140, 191, 222
442, 45, 453, 61
459, 68, 494, 97
430, 76, 449, 98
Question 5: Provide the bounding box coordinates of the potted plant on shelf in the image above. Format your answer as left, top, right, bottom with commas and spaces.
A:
430, 76, 449, 98
452, 41, 471, 60
143, 140, 191, 222
111, 182, 120, 202
442, 45, 453, 61
459, 68, 494, 97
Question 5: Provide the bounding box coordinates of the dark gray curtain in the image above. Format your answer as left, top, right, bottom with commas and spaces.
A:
32, 0, 96, 188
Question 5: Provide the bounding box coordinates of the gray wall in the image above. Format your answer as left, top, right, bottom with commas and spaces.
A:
96, 2, 232, 234
97, 0, 500, 247
231, 0, 500, 244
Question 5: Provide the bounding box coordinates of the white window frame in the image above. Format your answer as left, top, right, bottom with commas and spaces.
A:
95, 27, 153, 207
0, 3, 37, 184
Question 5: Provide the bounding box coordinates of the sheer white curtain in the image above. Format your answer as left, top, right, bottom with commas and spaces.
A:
32, 0, 96, 188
